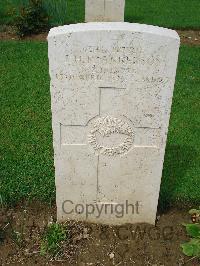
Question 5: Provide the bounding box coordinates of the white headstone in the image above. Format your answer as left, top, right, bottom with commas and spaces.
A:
85, 0, 125, 22
48, 23, 180, 225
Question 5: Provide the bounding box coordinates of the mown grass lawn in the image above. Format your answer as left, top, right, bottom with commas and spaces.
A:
0, 41, 54, 205
0, 41, 200, 209
0, 0, 200, 29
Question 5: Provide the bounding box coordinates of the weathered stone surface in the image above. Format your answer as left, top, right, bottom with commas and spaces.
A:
48, 23, 180, 225
85, 0, 125, 22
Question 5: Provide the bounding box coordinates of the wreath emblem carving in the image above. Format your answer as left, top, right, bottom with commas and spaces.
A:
88, 116, 134, 156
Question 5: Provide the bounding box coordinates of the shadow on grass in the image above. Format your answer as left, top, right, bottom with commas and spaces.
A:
125, 16, 144, 23
158, 144, 198, 212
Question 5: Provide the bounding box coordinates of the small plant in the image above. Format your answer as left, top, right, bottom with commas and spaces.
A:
9, 213, 25, 247
15, 0, 49, 37
12, 230, 24, 246
40, 222, 67, 256
180, 207, 200, 260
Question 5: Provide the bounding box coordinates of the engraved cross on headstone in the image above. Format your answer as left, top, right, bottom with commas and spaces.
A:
61, 86, 161, 148
60, 86, 161, 202
85, 0, 125, 22
61, 87, 161, 149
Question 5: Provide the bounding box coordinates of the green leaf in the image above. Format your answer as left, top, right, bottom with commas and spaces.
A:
181, 239, 200, 257
185, 224, 200, 238
181, 242, 194, 257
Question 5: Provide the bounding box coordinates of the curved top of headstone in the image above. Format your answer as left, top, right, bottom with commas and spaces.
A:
48, 22, 179, 41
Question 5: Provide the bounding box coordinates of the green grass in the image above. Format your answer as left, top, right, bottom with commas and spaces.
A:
0, 41, 54, 205
41, 223, 67, 256
0, 41, 200, 209
125, 0, 200, 29
159, 44, 200, 209
0, 0, 85, 26
0, 0, 200, 29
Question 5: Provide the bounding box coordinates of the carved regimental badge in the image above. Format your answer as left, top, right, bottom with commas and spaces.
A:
88, 116, 134, 156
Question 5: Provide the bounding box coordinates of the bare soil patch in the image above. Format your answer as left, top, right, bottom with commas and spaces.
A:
177, 30, 200, 46
0, 202, 200, 266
